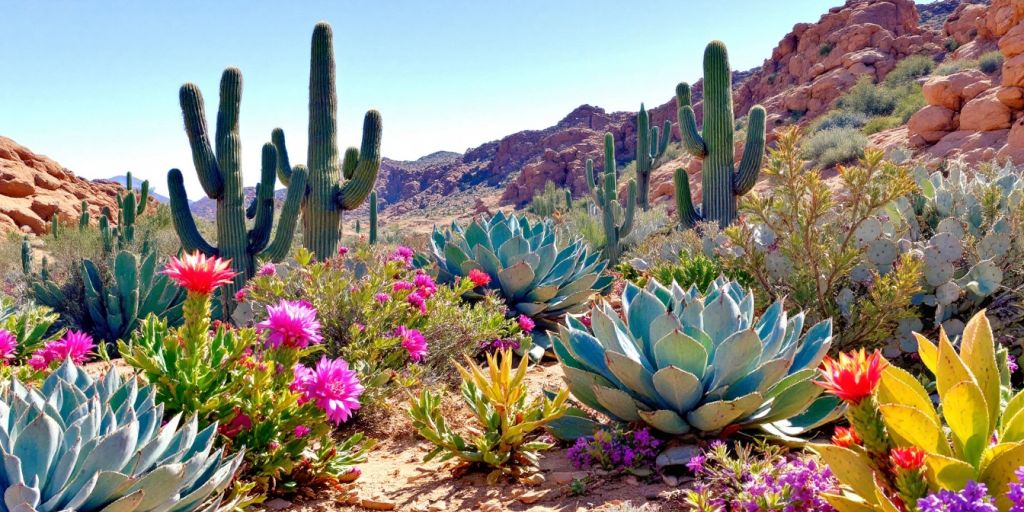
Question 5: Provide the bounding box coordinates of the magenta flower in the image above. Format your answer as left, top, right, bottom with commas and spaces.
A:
257, 262, 277, 276
30, 330, 95, 370
390, 246, 415, 267
393, 280, 414, 292
0, 329, 16, 362
338, 245, 349, 256
294, 425, 311, 438
396, 326, 428, 362
407, 292, 427, 314
414, 273, 437, 298
257, 299, 323, 349
234, 288, 247, 303
375, 292, 391, 303
518, 314, 535, 332
292, 357, 364, 424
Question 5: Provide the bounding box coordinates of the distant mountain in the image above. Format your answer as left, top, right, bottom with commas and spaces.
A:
104, 175, 170, 203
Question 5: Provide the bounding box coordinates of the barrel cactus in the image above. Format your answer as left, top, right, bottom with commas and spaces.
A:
425, 212, 611, 357
552, 277, 840, 438
0, 360, 242, 511
676, 41, 766, 229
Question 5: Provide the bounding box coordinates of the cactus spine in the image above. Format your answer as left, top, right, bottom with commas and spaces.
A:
369, 190, 378, 244
676, 41, 766, 229
585, 133, 636, 265
270, 22, 382, 260
168, 67, 308, 313
635, 104, 670, 210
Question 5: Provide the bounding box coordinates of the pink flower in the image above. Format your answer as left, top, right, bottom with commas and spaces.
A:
355, 322, 366, 332
257, 299, 323, 349
219, 408, 252, 439
338, 245, 349, 256
468, 269, 491, 287
234, 288, 247, 303
414, 273, 437, 298
257, 262, 277, 276
390, 246, 415, 267
396, 326, 428, 362
518, 314, 535, 332
292, 357, 364, 424
30, 330, 95, 370
294, 425, 311, 438
162, 251, 238, 295
393, 280, 414, 292
407, 292, 427, 314
0, 329, 16, 362
375, 292, 391, 303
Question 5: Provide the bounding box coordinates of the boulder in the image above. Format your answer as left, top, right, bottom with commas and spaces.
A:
960, 89, 1012, 131
908, 105, 958, 143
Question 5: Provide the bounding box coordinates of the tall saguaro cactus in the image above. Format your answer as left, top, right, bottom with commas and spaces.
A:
271, 22, 382, 260
368, 190, 378, 244
635, 104, 670, 210
167, 67, 308, 313
585, 133, 636, 265
676, 40, 766, 229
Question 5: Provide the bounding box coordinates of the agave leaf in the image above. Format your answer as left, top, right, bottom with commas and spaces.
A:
687, 393, 762, 432
789, 319, 832, 372
708, 330, 762, 390
652, 331, 708, 380
638, 410, 690, 435
651, 366, 702, 414
605, 352, 659, 404
473, 245, 503, 278
12, 413, 60, 491
497, 261, 535, 300
592, 385, 642, 422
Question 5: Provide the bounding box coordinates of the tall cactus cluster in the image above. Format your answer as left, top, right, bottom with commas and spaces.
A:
78, 200, 89, 230
585, 133, 636, 265
675, 41, 766, 229
99, 171, 150, 252
369, 190, 378, 244
635, 104, 670, 210
270, 21, 383, 260
167, 68, 308, 313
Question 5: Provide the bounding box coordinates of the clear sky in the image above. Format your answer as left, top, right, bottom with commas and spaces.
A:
3, 0, 849, 197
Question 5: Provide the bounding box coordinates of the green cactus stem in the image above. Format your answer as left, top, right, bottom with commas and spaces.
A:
79, 200, 90, 230
99, 209, 114, 255
50, 213, 59, 239
585, 133, 636, 265
168, 67, 308, 314
635, 104, 670, 211
21, 236, 31, 275
564, 189, 573, 210
355, 218, 361, 234
369, 190, 378, 244
270, 22, 382, 260
676, 41, 766, 229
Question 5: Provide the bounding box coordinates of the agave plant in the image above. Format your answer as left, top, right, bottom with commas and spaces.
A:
425, 211, 612, 357
552, 277, 841, 439
0, 360, 242, 512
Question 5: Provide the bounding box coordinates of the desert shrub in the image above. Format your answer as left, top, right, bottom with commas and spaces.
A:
892, 83, 927, 122
728, 127, 921, 350
245, 243, 527, 409
801, 127, 869, 168
945, 37, 959, 53
120, 252, 368, 492
620, 203, 669, 249
819, 42, 835, 56
884, 54, 935, 86
682, 441, 839, 511
863, 115, 902, 134
979, 49, 1004, 74
408, 349, 568, 483
617, 252, 754, 292
528, 180, 572, 217
839, 76, 899, 117
934, 58, 978, 75
808, 110, 869, 133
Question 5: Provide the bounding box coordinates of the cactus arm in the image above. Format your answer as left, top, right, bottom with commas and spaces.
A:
79, 200, 90, 230
136, 180, 149, 214
659, 120, 672, 158
585, 159, 601, 205
675, 167, 701, 229
167, 168, 218, 256
636, 105, 653, 210
245, 190, 259, 220
260, 165, 308, 261
249, 143, 279, 253
271, 128, 293, 186
620, 179, 636, 236
179, 83, 224, 199
338, 110, 383, 210
733, 105, 766, 195
369, 190, 378, 244
676, 82, 706, 158
342, 147, 359, 180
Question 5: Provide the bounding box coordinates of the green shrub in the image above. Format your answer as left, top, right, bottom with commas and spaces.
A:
892, 83, 926, 122
801, 127, 869, 168
808, 111, 868, 133
819, 42, 835, 56
934, 59, 978, 76
838, 76, 898, 117
884, 54, 935, 85
979, 50, 1004, 74
863, 116, 902, 135
528, 180, 571, 217
945, 37, 959, 53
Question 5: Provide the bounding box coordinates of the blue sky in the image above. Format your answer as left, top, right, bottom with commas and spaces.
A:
3, 0, 857, 196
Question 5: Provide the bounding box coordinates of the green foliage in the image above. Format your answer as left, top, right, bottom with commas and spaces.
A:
528, 180, 573, 217
408, 350, 569, 483
839, 76, 899, 117
819, 42, 835, 56
0, 296, 63, 360
980, 50, 1004, 74
246, 244, 528, 410
884, 54, 935, 86
0, 360, 244, 511
863, 116, 903, 135
808, 111, 868, 133
801, 127, 868, 168
945, 37, 960, 53
552, 277, 840, 438
934, 58, 978, 76
585, 133, 637, 265
728, 128, 921, 351
620, 252, 754, 292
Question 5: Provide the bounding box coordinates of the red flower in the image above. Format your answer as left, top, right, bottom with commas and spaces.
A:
817, 349, 886, 404
890, 447, 926, 471
468, 269, 491, 287
832, 426, 861, 448
162, 252, 238, 295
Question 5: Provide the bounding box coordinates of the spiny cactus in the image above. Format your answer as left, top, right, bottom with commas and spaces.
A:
50, 212, 59, 239
369, 190, 378, 244
168, 67, 308, 313
114, 171, 150, 246
676, 41, 766, 229
270, 22, 382, 260
78, 200, 89, 230
635, 104, 670, 210
585, 133, 636, 265
20, 236, 31, 275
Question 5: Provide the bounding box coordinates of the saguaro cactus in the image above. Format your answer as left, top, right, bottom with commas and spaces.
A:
369, 190, 378, 244
168, 67, 308, 313
676, 40, 766, 229
270, 22, 382, 260
50, 213, 59, 239
114, 171, 150, 245
21, 236, 31, 275
79, 200, 90, 230
635, 104, 670, 210
585, 133, 636, 265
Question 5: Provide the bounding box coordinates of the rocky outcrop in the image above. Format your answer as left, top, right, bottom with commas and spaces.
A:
0, 136, 144, 235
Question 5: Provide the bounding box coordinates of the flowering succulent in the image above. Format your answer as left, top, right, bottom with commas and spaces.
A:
257, 299, 324, 349
258, 262, 277, 276
396, 325, 428, 362
162, 251, 239, 294
292, 356, 365, 424
817, 348, 886, 404
0, 328, 16, 362
390, 246, 415, 267
566, 428, 661, 475
468, 268, 491, 287
28, 329, 95, 370
831, 426, 861, 449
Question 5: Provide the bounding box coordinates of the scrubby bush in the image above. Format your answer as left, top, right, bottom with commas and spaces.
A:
529, 180, 572, 217
801, 127, 869, 168
980, 50, 1004, 74
934, 58, 978, 75
839, 76, 899, 117
808, 110, 869, 133
863, 116, 902, 135
884, 54, 935, 86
